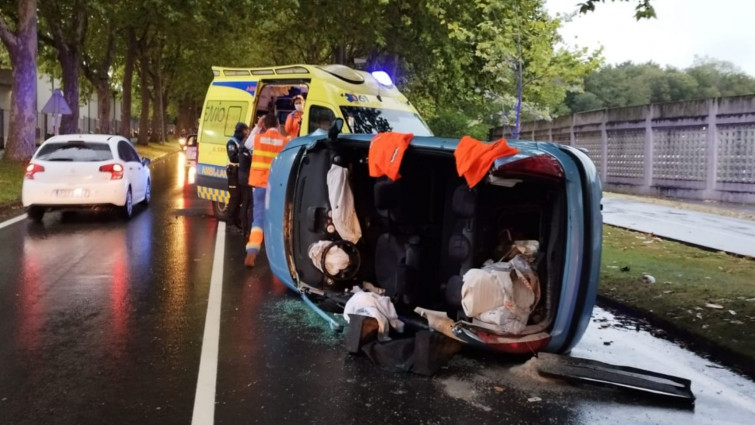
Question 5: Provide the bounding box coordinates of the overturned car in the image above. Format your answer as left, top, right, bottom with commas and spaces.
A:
263, 122, 602, 355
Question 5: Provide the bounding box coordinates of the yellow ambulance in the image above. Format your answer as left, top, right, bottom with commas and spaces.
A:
195, 64, 432, 220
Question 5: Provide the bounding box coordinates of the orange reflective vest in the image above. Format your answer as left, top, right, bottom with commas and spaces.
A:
285, 111, 302, 138
248, 128, 290, 187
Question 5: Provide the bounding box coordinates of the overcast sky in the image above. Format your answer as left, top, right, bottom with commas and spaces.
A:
545, 0, 755, 76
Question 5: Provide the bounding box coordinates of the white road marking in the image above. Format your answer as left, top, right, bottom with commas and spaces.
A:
0, 214, 27, 230
191, 221, 226, 425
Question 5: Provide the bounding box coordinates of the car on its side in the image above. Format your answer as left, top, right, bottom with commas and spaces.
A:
263, 121, 602, 355
22, 134, 151, 221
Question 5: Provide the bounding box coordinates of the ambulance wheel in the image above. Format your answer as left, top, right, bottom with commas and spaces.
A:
212, 200, 229, 221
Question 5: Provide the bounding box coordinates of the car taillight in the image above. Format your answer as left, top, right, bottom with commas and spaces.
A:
99, 163, 124, 180
493, 154, 564, 180
25, 163, 45, 179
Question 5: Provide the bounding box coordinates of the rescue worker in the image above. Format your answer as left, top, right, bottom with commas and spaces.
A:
238, 119, 258, 238
285, 95, 304, 138
226, 122, 250, 231
244, 113, 290, 267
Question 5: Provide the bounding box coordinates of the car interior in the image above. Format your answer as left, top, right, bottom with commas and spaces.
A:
289, 138, 569, 337
253, 84, 309, 137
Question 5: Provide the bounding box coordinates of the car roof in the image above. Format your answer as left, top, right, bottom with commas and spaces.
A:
40, 134, 128, 146
211, 64, 406, 100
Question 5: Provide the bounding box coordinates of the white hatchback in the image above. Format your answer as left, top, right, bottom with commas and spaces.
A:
22, 135, 151, 221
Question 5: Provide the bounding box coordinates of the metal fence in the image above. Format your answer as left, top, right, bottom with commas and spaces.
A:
0, 109, 142, 148
490, 95, 755, 204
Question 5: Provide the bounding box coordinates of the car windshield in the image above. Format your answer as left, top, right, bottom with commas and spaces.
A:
340, 106, 433, 137
35, 142, 113, 162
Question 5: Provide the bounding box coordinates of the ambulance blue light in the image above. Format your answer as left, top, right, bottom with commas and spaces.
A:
372, 71, 393, 86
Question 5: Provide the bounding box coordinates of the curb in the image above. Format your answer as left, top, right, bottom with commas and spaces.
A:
597, 295, 755, 381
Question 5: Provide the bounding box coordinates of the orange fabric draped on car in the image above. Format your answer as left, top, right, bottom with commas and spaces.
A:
455, 136, 519, 188
368, 132, 414, 181
248, 128, 290, 188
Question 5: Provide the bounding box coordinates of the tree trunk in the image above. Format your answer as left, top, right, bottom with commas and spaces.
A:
0, 0, 38, 161
151, 43, 165, 143
58, 48, 81, 134
137, 56, 150, 146
120, 28, 136, 138
96, 83, 111, 134
150, 93, 160, 143
161, 90, 168, 143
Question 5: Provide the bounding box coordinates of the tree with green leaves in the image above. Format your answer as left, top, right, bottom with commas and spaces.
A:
0, 0, 38, 161
578, 0, 656, 19
562, 59, 755, 114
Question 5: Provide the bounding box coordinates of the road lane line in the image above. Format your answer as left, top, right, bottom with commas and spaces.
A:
0, 214, 27, 230
191, 221, 226, 425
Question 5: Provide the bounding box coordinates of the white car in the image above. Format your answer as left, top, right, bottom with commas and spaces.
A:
22, 134, 151, 221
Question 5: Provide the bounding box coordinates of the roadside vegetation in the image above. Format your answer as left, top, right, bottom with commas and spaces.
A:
0, 160, 25, 205
601, 225, 755, 362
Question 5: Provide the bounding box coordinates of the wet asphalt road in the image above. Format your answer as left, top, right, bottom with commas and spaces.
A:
1, 153, 754, 425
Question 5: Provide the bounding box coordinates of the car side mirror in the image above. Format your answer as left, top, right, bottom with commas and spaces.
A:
328, 118, 344, 141
141, 157, 151, 166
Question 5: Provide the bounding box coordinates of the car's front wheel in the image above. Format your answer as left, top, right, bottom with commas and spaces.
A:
121, 188, 133, 220
27, 206, 44, 222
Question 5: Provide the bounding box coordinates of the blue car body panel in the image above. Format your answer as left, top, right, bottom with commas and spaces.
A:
263, 134, 602, 353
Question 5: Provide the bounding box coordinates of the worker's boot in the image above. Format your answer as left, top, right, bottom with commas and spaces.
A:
244, 252, 256, 268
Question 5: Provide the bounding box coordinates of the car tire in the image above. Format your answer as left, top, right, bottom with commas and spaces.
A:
142, 179, 151, 205
27, 206, 44, 222
212, 200, 229, 221
121, 187, 133, 220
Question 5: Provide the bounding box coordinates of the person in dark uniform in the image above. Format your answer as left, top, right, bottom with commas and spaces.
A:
226, 122, 250, 231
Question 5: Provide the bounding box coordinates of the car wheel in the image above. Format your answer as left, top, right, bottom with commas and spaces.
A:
212, 200, 229, 221
121, 188, 133, 220
142, 179, 151, 205
27, 206, 44, 222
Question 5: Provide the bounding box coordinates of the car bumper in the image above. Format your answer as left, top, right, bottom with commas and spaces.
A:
22, 179, 129, 207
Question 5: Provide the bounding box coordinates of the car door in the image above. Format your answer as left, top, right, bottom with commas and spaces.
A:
117, 140, 145, 200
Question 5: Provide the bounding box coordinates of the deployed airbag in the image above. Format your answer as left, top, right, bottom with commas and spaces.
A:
308, 240, 350, 276
327, 164, 362, 243
460, 254, 540, 335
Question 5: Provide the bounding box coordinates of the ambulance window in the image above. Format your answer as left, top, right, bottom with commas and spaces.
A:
308, 106, 336, 134
224, 106, 243, 136
340, 106, 433, 137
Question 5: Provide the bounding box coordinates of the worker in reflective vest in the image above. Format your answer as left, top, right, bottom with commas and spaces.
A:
285, 95, 304, 138
245, 113, 290, 267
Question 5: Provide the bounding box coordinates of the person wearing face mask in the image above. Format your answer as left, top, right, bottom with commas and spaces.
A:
285, 95, 305, 138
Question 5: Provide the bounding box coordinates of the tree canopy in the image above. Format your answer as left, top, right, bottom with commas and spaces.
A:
562, 58, 755, 114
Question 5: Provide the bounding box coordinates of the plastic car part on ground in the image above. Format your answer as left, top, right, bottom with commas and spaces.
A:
460, 252, 541, 335
534, 353, 696, 405
345, 314, 463, 376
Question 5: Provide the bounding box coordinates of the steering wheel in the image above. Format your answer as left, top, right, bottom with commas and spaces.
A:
320, 240, 361, 282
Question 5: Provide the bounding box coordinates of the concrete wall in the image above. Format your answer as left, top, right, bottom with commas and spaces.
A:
491, 95, 755, 204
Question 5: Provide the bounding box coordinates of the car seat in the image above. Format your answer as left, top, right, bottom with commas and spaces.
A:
445, 184, 477, 312
373, 177, 422, 306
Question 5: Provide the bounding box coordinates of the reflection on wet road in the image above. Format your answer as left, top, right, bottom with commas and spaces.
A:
0, 152, 752, 425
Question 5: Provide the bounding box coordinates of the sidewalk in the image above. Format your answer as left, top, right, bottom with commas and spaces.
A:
602, 193, 755, 258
